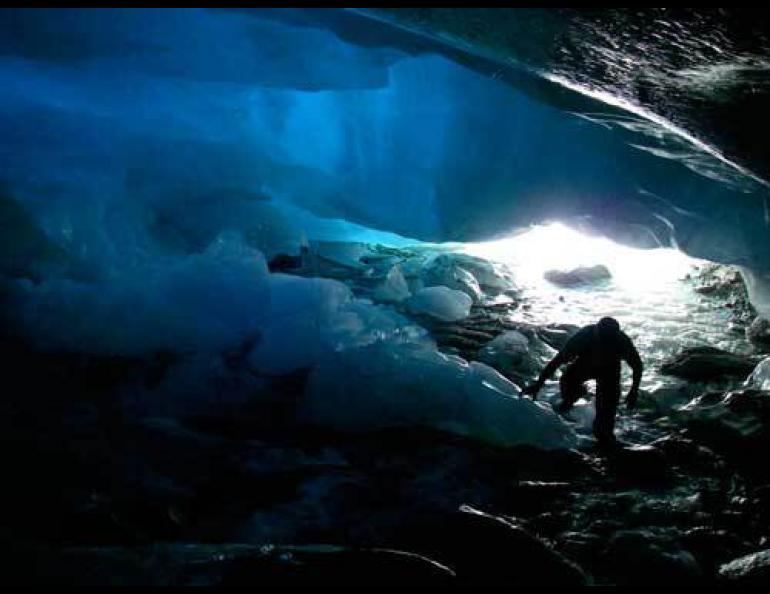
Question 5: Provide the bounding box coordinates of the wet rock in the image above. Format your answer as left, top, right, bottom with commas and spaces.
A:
557, 531, 603, 568
678, 389, 770, 476
477, 330, 547, 384
602, 529, 702, 584
18, 543, 454, 586
660, 346, 759, 381
221, 545, 455, 585
643, 385, 694, 415
387, 505, 588, 584
534, 323, 581, 351
604, 444, 670, 484
543, 265, 611, 287
682, 527, 754, 577
719, 549, 770, 585
747, 318, 770, 351
648, 434, 724, 475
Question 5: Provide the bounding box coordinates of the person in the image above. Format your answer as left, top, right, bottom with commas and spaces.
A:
523, 317, 643, 446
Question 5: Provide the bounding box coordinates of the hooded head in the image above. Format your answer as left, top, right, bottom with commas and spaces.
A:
596, 316, 621, 344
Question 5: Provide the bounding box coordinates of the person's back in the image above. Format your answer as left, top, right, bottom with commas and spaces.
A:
561, 321, 639, 371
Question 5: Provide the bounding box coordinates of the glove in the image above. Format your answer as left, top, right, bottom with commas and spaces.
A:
522, 382, 541, 400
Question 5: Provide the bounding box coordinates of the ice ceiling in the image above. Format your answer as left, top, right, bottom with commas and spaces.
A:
2, 8, 770, 311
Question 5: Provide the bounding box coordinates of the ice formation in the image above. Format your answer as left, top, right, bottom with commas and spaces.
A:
3, 8, 770, 453
406, 286, 473, 322
302, 343, 578, 450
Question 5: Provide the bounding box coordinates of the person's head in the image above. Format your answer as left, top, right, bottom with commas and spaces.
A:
596, 316, 621, 343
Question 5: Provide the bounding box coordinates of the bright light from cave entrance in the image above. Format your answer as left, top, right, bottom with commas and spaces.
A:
463, 222, 698, 292
462, 222, 714, 375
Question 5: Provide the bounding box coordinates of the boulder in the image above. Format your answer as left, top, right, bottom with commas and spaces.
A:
386, 505, 588, 584
477, 330, 546, 384
18, 543, 454, 586
604, 444, 670, 484
543, 265, 611, 287
602, 529, 702, 585
660, 346, 759, 381
678, 389, 770, 475
720, 549, 770, 585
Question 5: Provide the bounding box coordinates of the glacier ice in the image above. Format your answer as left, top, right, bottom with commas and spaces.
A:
406, 286, 473, 322
301, 342, 578, 450
372, 264, 411, 303
746, 356, 770, 391
248, 273, 427, 375
5, 232, 271, 356
421, 253, 483, 303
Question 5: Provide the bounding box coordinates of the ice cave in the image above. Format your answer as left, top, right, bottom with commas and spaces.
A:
2, 7, 770, 586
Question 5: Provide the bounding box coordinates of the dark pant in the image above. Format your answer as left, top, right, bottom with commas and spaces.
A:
559, 360, 621, 444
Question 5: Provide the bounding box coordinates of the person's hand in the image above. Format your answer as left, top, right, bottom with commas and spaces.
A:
522, 382, 541, 400
626, 388, 639, 410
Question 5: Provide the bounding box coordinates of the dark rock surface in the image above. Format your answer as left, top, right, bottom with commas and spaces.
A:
544, 264, 611, 287
720, 549, 770, 585
660, 346, 759, 381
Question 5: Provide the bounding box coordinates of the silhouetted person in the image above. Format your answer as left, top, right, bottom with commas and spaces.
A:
523, 317, 643, 446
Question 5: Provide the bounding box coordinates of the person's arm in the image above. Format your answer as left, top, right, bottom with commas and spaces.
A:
524, 352, 566, 399
622, 335, 643, 408
523, 329, 585, 399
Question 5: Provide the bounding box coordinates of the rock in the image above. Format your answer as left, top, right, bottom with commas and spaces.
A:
720, 549, 770, 584
604, 444, 670, 484
221, 545, 455, 585
535, 324, 581, 351
747, 318, 770, 351
421, 254, 483, 303
543, 265, 611, 287
648, 434, 724, 475
682, 527, 754, 577
660, 346, 759, 381
477, 330, 546, 384
18, 543, 454, 586
602, 529, 702, 584
386, 505, 588, 584
678, 389, 770, 476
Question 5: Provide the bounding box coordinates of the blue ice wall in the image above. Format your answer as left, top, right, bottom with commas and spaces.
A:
1, 7, 769, 276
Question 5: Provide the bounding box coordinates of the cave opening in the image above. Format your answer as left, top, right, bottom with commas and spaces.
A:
2, 7, 770, 587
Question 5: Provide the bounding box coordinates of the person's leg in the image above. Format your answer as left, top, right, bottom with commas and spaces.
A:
594, 366, 621, 445
558, 361, 592, 412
